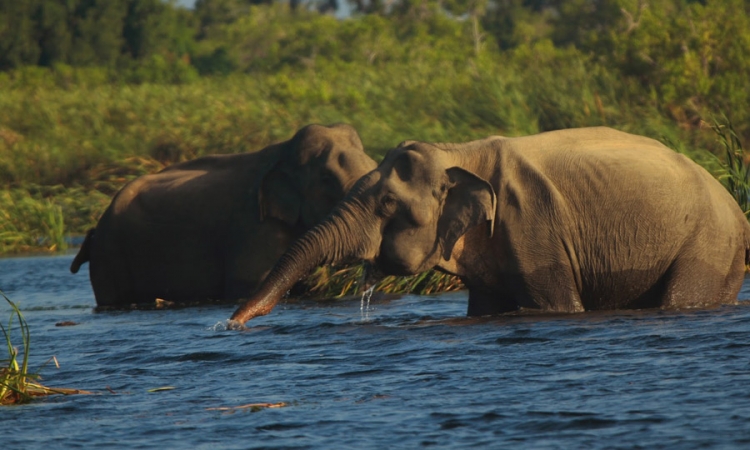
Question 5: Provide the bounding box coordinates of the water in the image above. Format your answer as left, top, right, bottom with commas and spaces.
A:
360, 285, 374, 322
2, 254, 750, 449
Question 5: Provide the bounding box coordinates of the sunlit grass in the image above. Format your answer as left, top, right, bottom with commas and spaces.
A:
0, 190, 67, 254
1, 291, 89, 405
709, 115, 750, 217
298, 263, 464, 299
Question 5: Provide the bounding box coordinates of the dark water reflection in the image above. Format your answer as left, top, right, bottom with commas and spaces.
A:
2, 254, 750, 449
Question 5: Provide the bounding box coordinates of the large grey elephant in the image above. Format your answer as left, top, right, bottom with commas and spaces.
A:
70, 124, 376, 307
230, 127, 750, 325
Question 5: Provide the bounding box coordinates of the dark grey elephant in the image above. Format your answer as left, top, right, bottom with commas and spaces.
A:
70, 124, 376, 307
230, 127, 750, 325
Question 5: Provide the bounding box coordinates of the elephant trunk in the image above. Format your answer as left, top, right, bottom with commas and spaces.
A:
229, 199, 376, 325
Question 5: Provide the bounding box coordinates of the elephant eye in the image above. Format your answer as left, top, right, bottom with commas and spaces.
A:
318, 172, 343, 192
379, 194, 398, 216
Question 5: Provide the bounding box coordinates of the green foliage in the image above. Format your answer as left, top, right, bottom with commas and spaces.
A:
0, 189, 67, 254
709, 116, 750, 216
119, 54, 199, 84
1, 291, 88, 405
0, 291, 33, 405
0, 0, 195, 71
297, 264, 464, 298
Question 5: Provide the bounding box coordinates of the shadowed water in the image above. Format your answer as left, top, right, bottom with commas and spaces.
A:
2, 254, 750, 449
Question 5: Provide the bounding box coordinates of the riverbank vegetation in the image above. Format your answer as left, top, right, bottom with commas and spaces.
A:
1, 0, 749, 294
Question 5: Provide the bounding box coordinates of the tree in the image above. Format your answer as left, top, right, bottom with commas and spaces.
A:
0, 0, 195, 70
123, 0, 194, 60
69, 0, 128, 66
0, 0, 42, 69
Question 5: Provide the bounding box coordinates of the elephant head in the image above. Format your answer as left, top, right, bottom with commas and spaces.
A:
230, 140, 496, 325
257, 123, 377, 231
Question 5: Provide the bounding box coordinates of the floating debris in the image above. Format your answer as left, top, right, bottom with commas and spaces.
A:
155, 298, 175, 309
147, 386, 176, 393
207, 402, 288, 412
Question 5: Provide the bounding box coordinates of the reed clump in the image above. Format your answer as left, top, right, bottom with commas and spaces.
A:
0, 189, 66, 254
1, 291, 89, 405
709, 116, 750, 216
297, 264, 464, 298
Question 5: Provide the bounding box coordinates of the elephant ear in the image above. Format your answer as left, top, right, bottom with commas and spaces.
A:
258, 163, 302, 227
437, 167, 496, 261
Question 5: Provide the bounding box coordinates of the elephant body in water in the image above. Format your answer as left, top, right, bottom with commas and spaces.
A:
231, 127, 750, 324
70, 124, 376, 308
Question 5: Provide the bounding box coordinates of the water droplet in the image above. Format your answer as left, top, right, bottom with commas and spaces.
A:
361, 286, 375, 322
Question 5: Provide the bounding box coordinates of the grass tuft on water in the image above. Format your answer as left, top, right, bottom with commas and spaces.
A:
296, 263, 464, 299
1, 291, 89, 405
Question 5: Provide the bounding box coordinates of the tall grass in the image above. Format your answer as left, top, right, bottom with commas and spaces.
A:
298, 264, 464, 298
1, 291, 88, 405
0, 189, 67, 253
709, 116, 750, 216
0, 292, 32, 405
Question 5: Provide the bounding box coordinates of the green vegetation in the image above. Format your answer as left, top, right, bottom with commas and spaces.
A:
0, 189, 65, 253
297, 264, 463, 298
710, 116, 750, 216
0, 0, 748, 293
1, 291, 88, 405
0, 292, 33, 405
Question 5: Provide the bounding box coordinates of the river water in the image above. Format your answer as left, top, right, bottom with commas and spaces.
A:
2, 253, 750, 449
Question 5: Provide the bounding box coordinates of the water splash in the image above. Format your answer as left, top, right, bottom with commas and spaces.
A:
210, 320, 246, 332
361, 286, 375, 322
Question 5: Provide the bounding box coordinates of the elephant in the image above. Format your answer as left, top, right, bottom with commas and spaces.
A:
229, 126, 750, 325
70, 123, 377, 308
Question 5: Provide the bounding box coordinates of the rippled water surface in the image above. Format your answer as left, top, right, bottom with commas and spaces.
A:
2, 254, 750, 449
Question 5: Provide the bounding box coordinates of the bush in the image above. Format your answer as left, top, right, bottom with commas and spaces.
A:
0, 189, 67, 253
